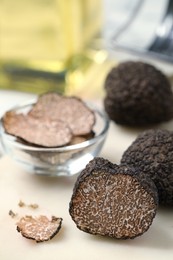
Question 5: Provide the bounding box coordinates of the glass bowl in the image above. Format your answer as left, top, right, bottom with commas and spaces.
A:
0, 99, 109, 176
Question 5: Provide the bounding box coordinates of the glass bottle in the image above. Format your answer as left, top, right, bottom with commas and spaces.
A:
0, 0, 105, 94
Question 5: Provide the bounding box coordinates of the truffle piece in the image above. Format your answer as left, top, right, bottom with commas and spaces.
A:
69, 131, 95, 145
3, 111, 72, 147
28, 203, 39, 209
16, 215, 63, 242
2, 92, 96, 148
29, 92, 62, 118
18, 200, 25, 207
104, 61, 173, 126
9, 210, 17, 218
121, 129, 173, 205
29, 93, 95, 136
18, 200, 39, 209
69, 157, 158, 239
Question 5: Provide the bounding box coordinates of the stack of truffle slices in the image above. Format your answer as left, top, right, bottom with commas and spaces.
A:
2, 92, 95, 148
69, 129, 173, 240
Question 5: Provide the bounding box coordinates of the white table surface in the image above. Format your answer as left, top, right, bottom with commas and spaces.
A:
0, 90, 173, 260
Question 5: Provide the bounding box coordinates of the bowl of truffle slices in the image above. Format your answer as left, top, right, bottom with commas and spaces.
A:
0, 92, 109, 176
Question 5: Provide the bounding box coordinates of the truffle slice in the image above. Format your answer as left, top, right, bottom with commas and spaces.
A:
104, 61, 173, 126
121, 129, 173, 205
16, 215, 62, 242
29, 93, 95, 136
29, 92, 62, 118
69, 131, 95, 145
3, 111, 72, 147
69, 157, 158, 239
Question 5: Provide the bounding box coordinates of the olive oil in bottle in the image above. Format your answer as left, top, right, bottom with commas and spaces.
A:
0, 0, 105, 94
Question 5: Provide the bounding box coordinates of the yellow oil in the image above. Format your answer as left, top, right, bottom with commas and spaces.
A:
0, 0, 106, 94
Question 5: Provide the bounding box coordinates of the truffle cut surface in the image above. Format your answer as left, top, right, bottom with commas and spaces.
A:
3, 111, 72, 147
69, 158, 158, 239
2, 92, 96, 148
17, 215, 62, 242
30, 93, 95, 136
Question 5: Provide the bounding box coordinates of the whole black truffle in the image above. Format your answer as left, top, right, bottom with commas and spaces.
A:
69, 157, 158, 239
121, 129, 173, 205
104, 61, 173, 126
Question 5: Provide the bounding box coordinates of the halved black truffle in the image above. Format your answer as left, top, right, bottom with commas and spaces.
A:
104, 61, 173, 126
121, 129, 173, 205
69, 157, 158, 239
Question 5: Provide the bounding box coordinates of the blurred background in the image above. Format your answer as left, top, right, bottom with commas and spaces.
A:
0, 0, 173, 98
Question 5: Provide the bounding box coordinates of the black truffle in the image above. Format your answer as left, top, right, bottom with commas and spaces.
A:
69, 157, 158, 239
104, 61, 173, 126
121, 129, 173, 205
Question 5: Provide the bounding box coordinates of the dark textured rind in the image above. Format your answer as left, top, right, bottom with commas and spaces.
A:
69, 157, 158, 239
104, 61, 173, 126
121, 129, 173, 205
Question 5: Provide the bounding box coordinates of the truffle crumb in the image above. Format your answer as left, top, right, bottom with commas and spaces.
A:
9, 210, 17, 218
17, 215, 63, 242
18, 200, 39, 209
29, 203, 39, 209
18, 200, 25, 207
69, 157, 158, 239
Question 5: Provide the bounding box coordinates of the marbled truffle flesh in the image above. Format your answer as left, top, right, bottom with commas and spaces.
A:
121, 129, 173, 205
69, 157, 158, 239
17, 215, 63, 242
2, 92, 96, 147
29, 93, 95, 136
3, 111, 72, 147
104, 61, 173, 126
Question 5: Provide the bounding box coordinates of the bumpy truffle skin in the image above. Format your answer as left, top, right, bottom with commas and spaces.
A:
69, 157, 158, 239
104, 61, 173, 126
121, 129, 173, 205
